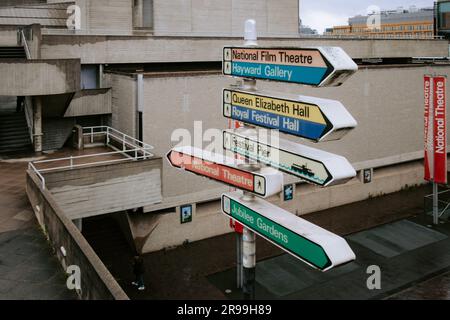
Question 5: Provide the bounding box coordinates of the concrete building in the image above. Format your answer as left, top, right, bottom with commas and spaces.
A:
325, 6, 434, 38
1, 0, 450, 260
436, 0, 450, 39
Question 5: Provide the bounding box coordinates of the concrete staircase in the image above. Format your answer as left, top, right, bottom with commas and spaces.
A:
0, 46, 26, 59
0, 111, 32, 154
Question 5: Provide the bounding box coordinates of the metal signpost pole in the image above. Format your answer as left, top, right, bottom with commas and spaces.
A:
240, 20, 258, 300
433, 182, 439, 225
241, 191, 256, 300
236, 232, 243, 289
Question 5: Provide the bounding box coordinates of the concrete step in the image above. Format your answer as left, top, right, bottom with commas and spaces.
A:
0, 110, 32, 154
0, 144, 32, 154
0, 47, 26, 59
0, 136, 31, 145
0, 123, 29, 131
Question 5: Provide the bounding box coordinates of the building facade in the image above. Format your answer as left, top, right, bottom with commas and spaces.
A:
1, 1, 450, 255
325, 6, 434, 38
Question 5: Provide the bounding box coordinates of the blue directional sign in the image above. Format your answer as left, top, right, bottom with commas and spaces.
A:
223, 47, 358, 87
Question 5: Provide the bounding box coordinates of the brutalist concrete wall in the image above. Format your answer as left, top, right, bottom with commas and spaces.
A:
26, 170, 129, 300
42, 158, 163, 220
153, 0, 299, 37
41, 37, 449, 64
0, 59, 80, 96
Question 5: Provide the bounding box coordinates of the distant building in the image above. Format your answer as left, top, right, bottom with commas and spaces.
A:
325, 6, 434, 38
298, 19, 318, 35
435, 0, 450, 39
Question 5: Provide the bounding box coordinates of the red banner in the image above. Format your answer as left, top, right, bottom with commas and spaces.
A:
424, 76, 433, 181
433, 76, 447, 184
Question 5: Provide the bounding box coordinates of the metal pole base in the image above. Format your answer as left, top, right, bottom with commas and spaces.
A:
243, 267, 256, 300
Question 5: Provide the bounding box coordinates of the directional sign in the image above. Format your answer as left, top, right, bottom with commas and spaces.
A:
222, 191, 356, 271
167, 146, 283, 198
223, 46, 358, 87
223, 89, 356, 142
223, 129, 356, 187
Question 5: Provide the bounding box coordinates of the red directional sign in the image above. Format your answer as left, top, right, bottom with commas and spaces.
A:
167, 146, 282, 198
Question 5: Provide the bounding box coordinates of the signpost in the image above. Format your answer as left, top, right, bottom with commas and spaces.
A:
223, 129, 356, 186
223, 46, 358, 87
167, 146, 283, 198
167, 20, 359, 300
222, 191, 356, 271
424, 75, 447, 225
223, 89, 357, 142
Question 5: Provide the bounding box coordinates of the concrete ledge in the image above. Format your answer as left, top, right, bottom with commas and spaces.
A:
41, 36, 450, 64
26, 170, 129, 300
0, 58, 80, 96
42, 157, 163, 220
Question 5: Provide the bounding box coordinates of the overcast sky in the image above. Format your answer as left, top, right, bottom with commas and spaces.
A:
300, 0, 435, 34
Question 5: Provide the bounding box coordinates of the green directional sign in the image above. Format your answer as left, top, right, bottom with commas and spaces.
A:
222, 192, 356, 271
223, 129, 356, 187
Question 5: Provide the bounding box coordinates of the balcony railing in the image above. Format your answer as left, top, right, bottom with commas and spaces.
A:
28, 126, 155, 189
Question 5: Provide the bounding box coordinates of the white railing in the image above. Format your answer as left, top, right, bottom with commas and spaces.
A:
19, 29, 32, 59
28, 126, 154, 189
28, 162, 46, 190
82, 126, 154, 158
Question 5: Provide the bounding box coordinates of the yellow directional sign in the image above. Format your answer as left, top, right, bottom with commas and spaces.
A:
223, 89, 356, 142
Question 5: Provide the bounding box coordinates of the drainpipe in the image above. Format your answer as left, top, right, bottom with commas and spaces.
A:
33, 96, 43, 153
136, 73, 144, 140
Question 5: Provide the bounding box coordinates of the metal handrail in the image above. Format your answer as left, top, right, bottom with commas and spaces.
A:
82, 126, 154, 154
425, 188, 450, 217
28, 162, 46, 190
28, 126, 155, 189
20, 29, 32, 59
33, 149, 146, 166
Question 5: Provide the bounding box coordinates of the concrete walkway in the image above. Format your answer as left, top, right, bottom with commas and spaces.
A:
87, 183, 450, 300
0, 159, 77, 300
208, 214, 450, 300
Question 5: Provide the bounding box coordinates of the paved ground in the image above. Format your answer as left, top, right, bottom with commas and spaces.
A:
388, 270, 450, 300
0, 157, 77, 300
83, 184, 450, 300
208, 215, 450, 300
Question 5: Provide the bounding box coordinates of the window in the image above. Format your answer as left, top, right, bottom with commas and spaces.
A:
81, 65, 99, 90
133, 0, 153, 29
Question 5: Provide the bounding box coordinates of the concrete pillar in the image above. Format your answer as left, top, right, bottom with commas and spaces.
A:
136, 74, 144, 140
98, 64, 104, 88
133, 0, 144, 28
33, 96, 43, 153
30, 24, 41, 59
73, 218, 83, 232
